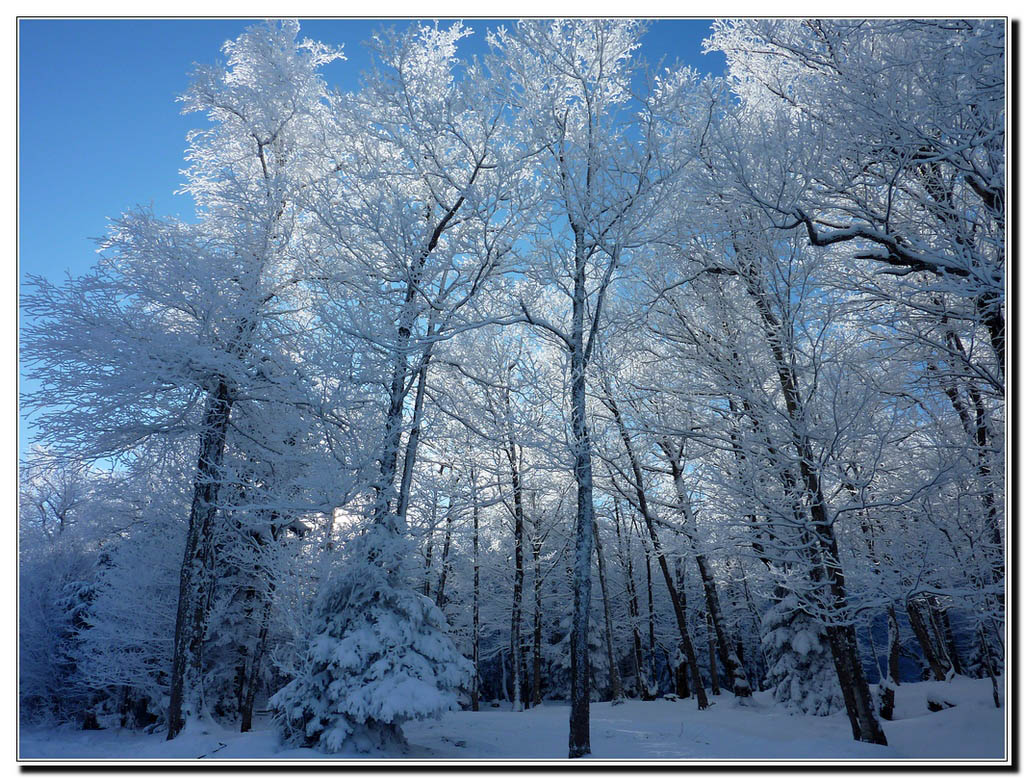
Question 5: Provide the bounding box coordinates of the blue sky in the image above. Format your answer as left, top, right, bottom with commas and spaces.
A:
17, 18, 724, 456
18, 18, 723, 283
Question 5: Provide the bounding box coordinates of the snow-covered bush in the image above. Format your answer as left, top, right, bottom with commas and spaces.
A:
19, 538, 95, 724
71, 451, 193, 729
271, 521, 471, 752
19, 454, 121, 726
76, 519, 182, 728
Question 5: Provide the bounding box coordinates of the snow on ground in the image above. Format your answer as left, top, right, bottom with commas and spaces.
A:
19, 677, 1005, 763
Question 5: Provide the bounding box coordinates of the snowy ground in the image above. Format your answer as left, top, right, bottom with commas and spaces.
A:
19, 677, 1006, 763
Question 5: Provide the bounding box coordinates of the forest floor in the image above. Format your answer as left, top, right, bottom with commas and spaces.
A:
19, 676, 1005, 763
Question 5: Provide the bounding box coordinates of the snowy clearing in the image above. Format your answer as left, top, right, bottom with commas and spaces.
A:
20, 678, 1005, 763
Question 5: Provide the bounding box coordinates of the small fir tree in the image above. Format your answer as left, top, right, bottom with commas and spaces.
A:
271, 521, 471, 753
762, 593, 844, 716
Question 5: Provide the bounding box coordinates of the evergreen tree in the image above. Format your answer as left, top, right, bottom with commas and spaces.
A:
270, 523, 471, 752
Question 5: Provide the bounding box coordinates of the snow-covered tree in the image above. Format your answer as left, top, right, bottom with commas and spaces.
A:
271, 521, 471, 752
271, 21, 526, 752
487, 19, 713, 756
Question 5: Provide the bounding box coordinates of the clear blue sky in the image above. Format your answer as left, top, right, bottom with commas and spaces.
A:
17, 18, 723, 456
18, 18, 722, 283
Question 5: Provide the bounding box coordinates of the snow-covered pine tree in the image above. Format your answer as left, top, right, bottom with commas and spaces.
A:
762, 593, 844, 716
270, 521, 471, 752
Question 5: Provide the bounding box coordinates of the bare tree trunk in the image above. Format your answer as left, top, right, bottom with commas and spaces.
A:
739, 252, 886, 745
694, 550, 751, 697
504, 411, 526, 713
926, 596, 956, 676
939, 608, 964, 676
240, 597, 273, 733
937, 327, 1004, 593
423, 528, 434, 598
879, 606, 900, 721
736, 559, 767, 691
373, 200, 469, 529
531, 527, 543, 707
814, 530, 887, 745
167, 380, 234, 740
674, 660, 690, 699
435, 495, 454, 610
907, 597, 951, 681
594, 515, 625, 703
396, 335, 436, 526
673, 558, 691, 699
660, 438, 751, 697
644, 542, 657, 697
423, 474, 440, 599
233, 645, 248, 720
567, 239, 596, 758
603, 391, 707, 709
977, 623, 1001, 708
706, 612, 720, 696
471, 467, 480, 713
617, 507, 647, 699
665, 437, 752, 698
501, 649, 510, 703
374, 335, 413, 527
520, 640, 531, 709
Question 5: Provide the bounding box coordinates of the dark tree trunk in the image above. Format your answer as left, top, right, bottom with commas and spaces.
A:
374, 337, 413, 526
926, 596, 957, 675
233, 646, 248, 718
471, 467, 481, 713
240, 597, 273, 733
907, 597, 950, 681
423, 484, 437, 599
396, 338, 435, 526
374, 199, 469, 529
976, 291, 1005, 383
695, 552, 751, 697
673, 559, 691, 699
167, 380, 234, 740
977, 623, 1001, 708
613, 499, 648, 700
809, 512, 887, 745
626, 557, 647, 697
879, 606, 900, 721
504, 414, 526, 713
932, 333, 1003, 595
824, 622, 887, 744
501, 649, 510, 703
423, 542, 433, 597
734, 556, 766, 691
645, 545, 657, 698
594, 516, 625, 703
661, 439, 752, 698
531, 530, 544, 707
567, 237, 596, 758
603, 391, 708, 709
939, 609, 964, 676
738, 251, 887, 745
674, 659, 690, 699
435, 497, 454, 610
706, 612, 720, 696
